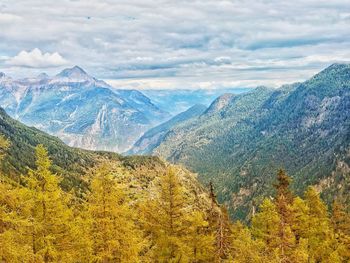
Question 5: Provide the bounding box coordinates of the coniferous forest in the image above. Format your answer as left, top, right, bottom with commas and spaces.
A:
1, 135, 349, 262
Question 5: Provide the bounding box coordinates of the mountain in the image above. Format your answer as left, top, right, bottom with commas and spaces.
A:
129, 104, 207, 155
142, 88, 251, 115
0, 106, 98, 190
146, 64, 350, 219
0, 66, 170, 152
0, 106, 210, 207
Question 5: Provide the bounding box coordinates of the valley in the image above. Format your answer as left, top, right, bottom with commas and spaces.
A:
132, 64, 350, 219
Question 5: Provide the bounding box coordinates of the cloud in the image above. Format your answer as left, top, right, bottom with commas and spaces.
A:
0, 0, 349, 88
0, 13, 22, 24
6, 48, 68, 68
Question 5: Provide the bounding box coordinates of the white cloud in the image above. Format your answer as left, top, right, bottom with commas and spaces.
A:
0, 0, 349, 87
6, 48, 68, 68
0, 13, 22, 24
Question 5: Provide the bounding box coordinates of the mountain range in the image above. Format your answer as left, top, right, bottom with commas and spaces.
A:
132, 63, 350, 219
0, 66, 170, 152
142, 88, 251, 115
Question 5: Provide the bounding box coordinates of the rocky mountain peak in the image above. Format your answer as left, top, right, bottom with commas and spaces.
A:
56, 65, 90, 79
37, 72, 49, 79
205, 93, 235, 114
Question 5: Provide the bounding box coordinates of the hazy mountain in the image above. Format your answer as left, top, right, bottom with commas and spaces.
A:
129, 104, 207, 155
142, 88, 251, 115
147, 64, 350, 219
0, 66, 170, 152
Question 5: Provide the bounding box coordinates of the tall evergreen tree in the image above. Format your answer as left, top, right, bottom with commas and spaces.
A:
273, 169, 295, 262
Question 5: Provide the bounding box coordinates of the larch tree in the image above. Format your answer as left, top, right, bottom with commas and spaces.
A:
185, 210, 214, 263
303, 187, 335, 262
251, 198, 281, 262
0, 135, 32, 262
0, 177, 34, 262
332, 200, 350, 261
25, 144, 76, 263
230, 221, 265, 263
141, 166, 194, 262
141, 167, 187, 262
86, 163, 143, 263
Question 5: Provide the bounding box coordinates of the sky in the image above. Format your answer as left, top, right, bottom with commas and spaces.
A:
0, 0, 349, 89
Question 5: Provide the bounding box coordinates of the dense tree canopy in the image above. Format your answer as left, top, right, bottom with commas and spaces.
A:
0, 142, 349, 262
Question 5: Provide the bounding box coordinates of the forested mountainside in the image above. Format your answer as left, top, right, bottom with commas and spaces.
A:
145, 63, 350, 219
0, 106, 197, 196
0, 66, 169, 152
1, 140, 350, 262
129, 104, 207, 155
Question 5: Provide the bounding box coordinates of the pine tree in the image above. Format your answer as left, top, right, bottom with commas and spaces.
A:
206, 183, 232, 262
273, 169, 295, 262
274, 169, 294, 220
87, 163, 143, 263
213, 207, 233, 262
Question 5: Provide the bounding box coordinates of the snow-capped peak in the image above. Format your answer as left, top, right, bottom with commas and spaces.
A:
0, 72, 13, 83
37, 73, 49, 79
56, 66, 89, 79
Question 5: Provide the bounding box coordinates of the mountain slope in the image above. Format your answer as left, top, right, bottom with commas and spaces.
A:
150, 64, 350, 219
0, 107, 211, 209
129, 104, 207, 155
0, 66, 169, 152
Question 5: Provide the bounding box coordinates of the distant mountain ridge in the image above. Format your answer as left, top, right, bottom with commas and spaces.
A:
142, 88, 251, 115
129, 104, 207, 155
143, 63, 350, 219
0, 66, 170, 152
